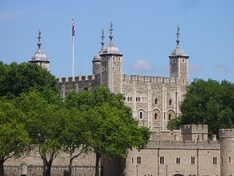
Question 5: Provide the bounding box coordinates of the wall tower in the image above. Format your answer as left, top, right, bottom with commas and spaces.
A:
29, 30, 50, 70
169, 26, 189, 85
219, 129, 234, 175
100, 22, 123, 93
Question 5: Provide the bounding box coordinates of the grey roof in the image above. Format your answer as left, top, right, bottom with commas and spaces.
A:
29, 30, 49, 63
93, 48, 103, 61
171, 45, 188, 56
30, 48, 49, 63
103, 42, 121, 55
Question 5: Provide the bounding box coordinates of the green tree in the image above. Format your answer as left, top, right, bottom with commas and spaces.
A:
167, 117, 181, 130
15, 91, 64, 176
59, 108, 90, 176
0, 98, 30, 176
179, 78, 234, 136
65, 86, 150, 176
0, 62, 58, 98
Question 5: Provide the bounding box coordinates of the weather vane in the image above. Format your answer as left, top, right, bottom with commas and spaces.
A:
109, 21, 113, 41
176, 26, 180, 46
101, 29, 105, 47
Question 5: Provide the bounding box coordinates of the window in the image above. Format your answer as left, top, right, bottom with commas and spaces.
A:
229, 157, 231, 163
213, 157, 217, 164
139, 112, 143, 119
132, 157, 134, 163
169, 99, 172, 105
154, 113, 157, 120
168, 114, 172, 120
123, 158, 126, 164
155, 98, 158, 104
191, 157, 195, 164
137, 157, 141, 164
160, 157, 164, 164
136, 97, 140, 101
176, 157, 180, 164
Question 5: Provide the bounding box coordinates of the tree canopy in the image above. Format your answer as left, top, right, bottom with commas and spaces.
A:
0, 62, 58, 98
65, 86, 150, 176
0, 97, 30, 176
179, 78, 234, 136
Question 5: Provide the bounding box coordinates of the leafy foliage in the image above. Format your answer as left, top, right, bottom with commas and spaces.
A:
179, 79, 234, 136
0, 98, 30, 176
65, 86, 150, 176
0, 62, 58, 98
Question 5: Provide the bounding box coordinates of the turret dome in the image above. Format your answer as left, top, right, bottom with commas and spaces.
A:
31, 48, 49, 62
171, 46, 187, 56
170, 26, 188, 57
103, 42, 120, 54
29, 30, 49, 63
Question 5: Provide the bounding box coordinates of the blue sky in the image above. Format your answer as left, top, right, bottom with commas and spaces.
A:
1, 0, 234, 83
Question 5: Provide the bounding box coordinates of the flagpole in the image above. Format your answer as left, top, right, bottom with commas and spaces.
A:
72, 35, 74, 77
72, 19, 75, 77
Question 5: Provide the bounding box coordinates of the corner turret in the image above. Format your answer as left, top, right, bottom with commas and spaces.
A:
29, 30, 50, 70
100, 22, 123, 93
169, 26, 189, 85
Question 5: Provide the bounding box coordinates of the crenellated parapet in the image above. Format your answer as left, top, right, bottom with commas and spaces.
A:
122, 74, 178, 84
219, 128, 234, 138
181, 124, 208, 142
182, 124, 208, 134
57, 74, 100, 84
56, 75, 100, 97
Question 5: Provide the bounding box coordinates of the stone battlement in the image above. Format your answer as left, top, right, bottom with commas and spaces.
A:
122, 74, 178, 84
147, 140, 220, 149
57, 75, 99, 84
181, 124, 208, 134
219, 128, 234, 138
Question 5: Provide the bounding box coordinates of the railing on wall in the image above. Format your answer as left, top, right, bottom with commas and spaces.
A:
4, 165, 98, 176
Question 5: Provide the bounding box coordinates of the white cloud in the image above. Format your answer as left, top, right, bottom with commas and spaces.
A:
131, 60, 153, 72
189, 65, 202, 72
0, 10, 22, 21
214, 64, 230, 73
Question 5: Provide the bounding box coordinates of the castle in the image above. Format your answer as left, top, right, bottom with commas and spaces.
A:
55, 23, 189, 132
4, 24, 234, 176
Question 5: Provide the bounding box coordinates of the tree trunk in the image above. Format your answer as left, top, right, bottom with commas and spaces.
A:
43, 162, 52, 176
95, 153, 101, 176
0, 159, 4, 176
68, 155, 73, 176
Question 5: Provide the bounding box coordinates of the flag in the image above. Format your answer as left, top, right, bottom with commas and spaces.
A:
72, 19, 75, 36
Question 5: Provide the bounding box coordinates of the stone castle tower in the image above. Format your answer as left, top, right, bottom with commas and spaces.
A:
169, 26, 189, 85
98, 22, 123, 94
29, 30, 50, 71
219, 129, 234, 175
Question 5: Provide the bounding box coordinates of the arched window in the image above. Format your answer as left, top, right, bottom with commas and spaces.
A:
155, 98, 158, 104
154, 113, 157, 120
139, 112, 143, 119
168, 114, 172, 120
169, 99, 172, 105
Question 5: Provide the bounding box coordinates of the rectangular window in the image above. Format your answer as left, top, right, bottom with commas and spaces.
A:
213, 157, 217, 164
160, 157, 164, 164
229, 157, 231, 163
137, 156, 141, 164
176, 157, 180, 164
191, 157, 195, 164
